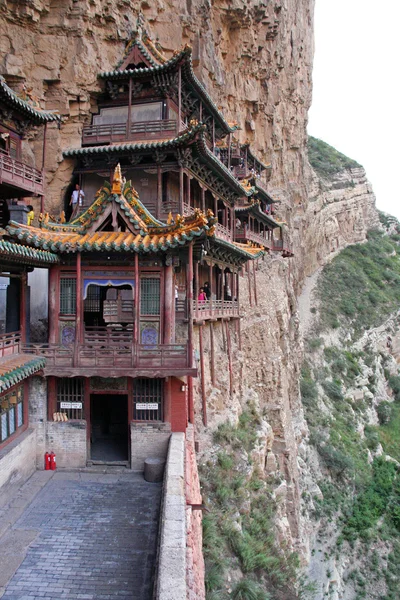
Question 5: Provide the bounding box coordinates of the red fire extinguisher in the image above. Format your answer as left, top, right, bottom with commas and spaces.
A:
50, 451, 56, 471
44, 452, 51, 470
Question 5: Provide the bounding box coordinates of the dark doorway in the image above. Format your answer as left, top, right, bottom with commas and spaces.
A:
90, 394, 129, 463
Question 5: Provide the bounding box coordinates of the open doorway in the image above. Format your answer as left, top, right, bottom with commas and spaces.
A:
90, 394, 129, 463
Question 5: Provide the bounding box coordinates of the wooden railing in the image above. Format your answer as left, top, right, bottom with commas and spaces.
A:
0, 331, 21, 357
0, 150, 44, 195
215, 223, 233, 242
183, 202, 195, 216
21, 340, 192, 371
82, 119, 181, 145
235, 227, 272, 249
193, 299, 239, 322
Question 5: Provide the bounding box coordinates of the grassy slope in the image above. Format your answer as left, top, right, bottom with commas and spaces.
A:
308, 136, 361, 179
302, 215, 400, 599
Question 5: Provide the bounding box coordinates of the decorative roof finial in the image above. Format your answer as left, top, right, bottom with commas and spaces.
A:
112, 164, 123, 194
135, 12, 146, 38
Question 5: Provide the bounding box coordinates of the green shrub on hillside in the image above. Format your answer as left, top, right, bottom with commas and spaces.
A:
308, 136, 361, 178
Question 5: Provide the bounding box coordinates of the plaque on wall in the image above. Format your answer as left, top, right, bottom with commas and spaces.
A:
90, 377, 128, 391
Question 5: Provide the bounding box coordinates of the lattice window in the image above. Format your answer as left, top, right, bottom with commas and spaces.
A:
133, 378, 163, 421
0, 385, 24, 444
84, 285, 101, 313
60, 277, 76, 315
140, 277, 160, 315
56, 378, 84, 420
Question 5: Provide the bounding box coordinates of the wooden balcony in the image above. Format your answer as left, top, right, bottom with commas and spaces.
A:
215, 223, 233, 243
0, 331, 21, 357
0, 151, 44, 197
21, 339, 196, 378
234, 227, 272, 249
193, 299, 239, 323
82, 119, 182, 146
271, 239, 294, 257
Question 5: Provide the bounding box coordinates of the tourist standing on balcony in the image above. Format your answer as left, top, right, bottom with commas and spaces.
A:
203, 282, 211, 300
198, 288, 207, 303
27, 205, 34, 226
70, 184, 85, 220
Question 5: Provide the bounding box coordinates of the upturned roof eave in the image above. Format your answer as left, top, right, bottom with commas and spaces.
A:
0, 77, 61, 124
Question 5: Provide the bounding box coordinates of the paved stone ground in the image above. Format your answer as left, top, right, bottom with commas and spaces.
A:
0, 471, 162, 600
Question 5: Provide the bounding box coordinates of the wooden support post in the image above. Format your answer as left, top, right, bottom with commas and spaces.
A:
253, 260, 258, 306
84, 378, 91, 445
199, 325, 207, 426
188, 375, 194, 424
209, 322, 215, 387
208, 262, 213, 317
247, 262, 252, 306
187, 244, 194, 367
74, 253, 82, 366
157, 165, 162, 219
19, 273, 27, 344
178, 65, 182, 128
127, 77, 133, 139
164, 264, 173, 344
201, 186, 205, 213
194, 259, 199, 321
186, 172, 191, 209
48, 267, 58, 344
134, 253, 139, 345
164, 377, 171, 425
225, 321, 233, 396
179, 167, 184, 214
47, 376, 57, 420
237, 318, 242, 351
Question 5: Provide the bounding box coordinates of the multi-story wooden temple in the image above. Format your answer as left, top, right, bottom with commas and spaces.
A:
0, 20, 291, 469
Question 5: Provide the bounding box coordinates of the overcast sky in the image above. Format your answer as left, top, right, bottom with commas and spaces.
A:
307, 0, 400, 220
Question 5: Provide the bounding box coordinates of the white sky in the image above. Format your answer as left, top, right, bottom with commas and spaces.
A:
307, 0, 400, 220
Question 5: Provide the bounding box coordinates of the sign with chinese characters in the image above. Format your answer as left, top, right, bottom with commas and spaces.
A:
60, 402, 82, 409
136, 403, 159, 410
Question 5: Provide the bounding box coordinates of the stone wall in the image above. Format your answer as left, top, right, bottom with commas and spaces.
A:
130, 422, 171, 472
45, 421, 87, 468
0, 429, 36, 507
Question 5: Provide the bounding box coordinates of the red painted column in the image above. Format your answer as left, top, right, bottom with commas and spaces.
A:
48, 267, 58, 344
74, 253, 82, 365
164, 264, 173, 344
188, 375, 194, 424
208, 262, 213, 317
164, 378, 171, 425
157, 165, 162, 219
47, 376, 57, 420
194, 260, 199, 321
134, 254, 139, 346
209, 322, 215, 387
199, 325, 207, 426
187, 244, 194, 368
19, 273, 27, 344
179, 167, 184, 214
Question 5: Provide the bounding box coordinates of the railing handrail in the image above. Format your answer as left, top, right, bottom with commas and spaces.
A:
0, 151, 43, 181
215, 223, 233, 242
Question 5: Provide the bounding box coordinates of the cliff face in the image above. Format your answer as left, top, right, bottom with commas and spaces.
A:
0, 0, 379, 592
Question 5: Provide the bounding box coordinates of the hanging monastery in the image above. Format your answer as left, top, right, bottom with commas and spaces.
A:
0, 18, 292, 592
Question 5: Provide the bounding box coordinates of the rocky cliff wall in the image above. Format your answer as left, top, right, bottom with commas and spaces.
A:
0, 0, 379, 586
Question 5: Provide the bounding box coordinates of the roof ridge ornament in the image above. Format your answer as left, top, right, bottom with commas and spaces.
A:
111, 163, 123, 194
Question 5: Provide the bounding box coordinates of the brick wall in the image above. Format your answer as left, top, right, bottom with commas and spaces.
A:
130, 422, 171, 471
46, 421, 87, 468
0, 428, 36, 507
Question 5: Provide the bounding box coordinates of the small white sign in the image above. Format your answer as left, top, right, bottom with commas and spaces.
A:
60, 402, 82, 409
136, 403, 159, 410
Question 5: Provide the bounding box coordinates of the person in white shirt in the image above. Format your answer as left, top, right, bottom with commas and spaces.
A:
70, 184, 85, 219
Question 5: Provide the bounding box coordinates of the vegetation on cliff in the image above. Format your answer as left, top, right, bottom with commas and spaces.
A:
308, 136, 361, 178
302, 215, 400, 599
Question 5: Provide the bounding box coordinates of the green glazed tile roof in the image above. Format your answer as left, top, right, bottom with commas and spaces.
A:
0, 239, 60, 265
0, 76, 61, 123
235, 202, 282, 229
0, 355, 46, 392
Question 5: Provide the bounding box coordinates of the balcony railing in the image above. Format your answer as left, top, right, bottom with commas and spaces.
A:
182, 202, 195, 216
0, 150, 44, 196
215, 223, 233, 243
193, 299, 239, 322
82, 119, 182, 145
0, 331, 21, 357
21, 340, 194, 374
235, 227, 272, 249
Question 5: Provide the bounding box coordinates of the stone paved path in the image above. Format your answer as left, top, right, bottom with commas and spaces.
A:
0, 471, 162, 600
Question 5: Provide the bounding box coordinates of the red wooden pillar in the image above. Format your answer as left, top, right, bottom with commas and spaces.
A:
188, 375, 194, 424
47, 376, 57, 420
201, 186, 205, 213
179, 167, 184, 214
199, 325, 207, 426
164, 264, 173, 344
84, 378, 91, 446
157, 165, 162, 219
127, 77, 132, 140
48, 267, 59, 344
164, 377, 171, 425
186, 173, 191, 210
209, 322, 215, 387
19, 273, 27, 344
208, 262, 213, 317
187, 244, 194, 367
134, 253, 139, 346
74, 253, 82, 365
253, 260, 258, 306
194, 260, 199, 321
